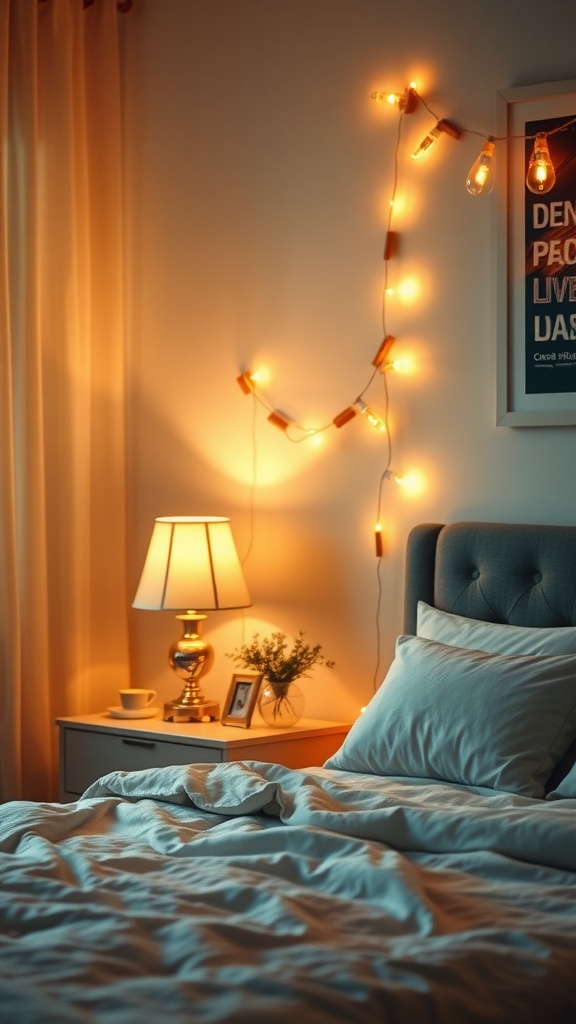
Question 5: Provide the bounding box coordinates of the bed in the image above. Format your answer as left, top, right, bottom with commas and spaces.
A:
1, 520, 576, 1023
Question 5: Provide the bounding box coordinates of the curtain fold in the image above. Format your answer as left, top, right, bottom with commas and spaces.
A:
0, 0, 130, 801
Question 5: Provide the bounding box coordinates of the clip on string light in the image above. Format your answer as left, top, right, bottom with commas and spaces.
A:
236, 82, 429, 552
412, 118, 462, 159
234, 80, 576, 696
372, 84, 576, 198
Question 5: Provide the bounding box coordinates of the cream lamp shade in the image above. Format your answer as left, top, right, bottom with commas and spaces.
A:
133, 517, 251, 723
133, 516, 251, 611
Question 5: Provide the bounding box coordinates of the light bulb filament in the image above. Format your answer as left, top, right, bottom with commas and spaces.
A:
526, 133, 556, 195
466, 137, 495, 196
354, 400, 386, 433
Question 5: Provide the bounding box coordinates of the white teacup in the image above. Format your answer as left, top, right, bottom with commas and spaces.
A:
119, 688, 157, 711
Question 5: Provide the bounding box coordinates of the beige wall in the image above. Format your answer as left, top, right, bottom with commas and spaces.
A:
120, 0, 576, 722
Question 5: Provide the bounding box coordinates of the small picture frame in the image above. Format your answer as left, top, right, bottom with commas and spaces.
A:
221, 672, 263, 728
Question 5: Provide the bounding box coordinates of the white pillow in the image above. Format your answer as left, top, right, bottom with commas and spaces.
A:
417, 601, 576, 655
325, 635, 576, 798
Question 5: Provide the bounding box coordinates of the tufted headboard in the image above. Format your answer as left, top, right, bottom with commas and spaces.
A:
403, 521, 576, 636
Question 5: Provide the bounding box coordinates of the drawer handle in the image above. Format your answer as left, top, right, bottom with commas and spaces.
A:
121, 738, 156, 749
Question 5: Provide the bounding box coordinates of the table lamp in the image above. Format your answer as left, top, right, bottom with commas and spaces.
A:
132, 516, 251, 723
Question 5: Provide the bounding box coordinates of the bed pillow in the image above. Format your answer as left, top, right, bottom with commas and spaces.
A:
417, 601, 576, 655
546, 759, 576, 800
325, 635, 576, 798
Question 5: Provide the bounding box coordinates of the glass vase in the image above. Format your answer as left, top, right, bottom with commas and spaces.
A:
258, 680, 304, 728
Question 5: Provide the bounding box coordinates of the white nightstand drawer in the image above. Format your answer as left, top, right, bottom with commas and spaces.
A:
57, 714, 351, 802
62, 727, 220, 797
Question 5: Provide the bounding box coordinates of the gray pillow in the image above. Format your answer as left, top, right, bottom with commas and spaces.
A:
547, 761, 576, 800
325, 635, 576, 798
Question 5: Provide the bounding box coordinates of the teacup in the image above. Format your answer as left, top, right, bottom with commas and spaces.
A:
119, 688, 157, 711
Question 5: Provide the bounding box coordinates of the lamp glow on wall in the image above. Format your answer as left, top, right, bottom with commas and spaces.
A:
133, 516, 251, 723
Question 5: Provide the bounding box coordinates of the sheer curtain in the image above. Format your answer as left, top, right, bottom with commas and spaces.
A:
0, 0, 131, 801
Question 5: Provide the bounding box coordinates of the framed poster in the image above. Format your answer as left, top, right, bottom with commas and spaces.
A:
497, 78, 576, 426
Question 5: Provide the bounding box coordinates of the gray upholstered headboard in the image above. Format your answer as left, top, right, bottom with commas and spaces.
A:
404, 521, 576, 635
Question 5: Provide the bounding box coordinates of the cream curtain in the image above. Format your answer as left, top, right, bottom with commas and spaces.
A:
0, 0, 131, 801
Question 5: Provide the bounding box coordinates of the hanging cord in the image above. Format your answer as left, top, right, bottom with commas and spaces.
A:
369, 108, 407, 693
236, 390, 259, 645
241, 392, 258, 572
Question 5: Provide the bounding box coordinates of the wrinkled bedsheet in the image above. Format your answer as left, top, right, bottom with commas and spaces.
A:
0, 760, 575, 1023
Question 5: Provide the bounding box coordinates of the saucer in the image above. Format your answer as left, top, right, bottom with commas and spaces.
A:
107, 706, 160, 720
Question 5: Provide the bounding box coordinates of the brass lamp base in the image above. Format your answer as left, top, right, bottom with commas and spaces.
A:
163, 611, 219, 723
163, 699, 220, 724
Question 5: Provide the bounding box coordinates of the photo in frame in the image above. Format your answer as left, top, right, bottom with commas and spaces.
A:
221, 672, 263, 728
496, 78, 576, 426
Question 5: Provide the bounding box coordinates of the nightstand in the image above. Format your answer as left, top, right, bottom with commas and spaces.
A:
56, 714, 350, 802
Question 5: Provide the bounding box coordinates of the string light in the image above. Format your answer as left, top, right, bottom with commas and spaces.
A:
235, 79, 576, 696
383, 231, 399, 261
372, 335, 396, 369
371, 86, 418, 114
306, 430, 323, 448
236, 80, 420, 530
333, 406, 357, 429
394, 470, 425, 495
267, 411, 291, 432
354, 399, 387, 433
466, 137, 496, 196
411, 118, 461, 160
386, 353, 414, 374
383, 468, 403, 485
374, 84, 576, 197
237, 371, 257, 394
397, 277, 420, 303
526, 133, 556, 194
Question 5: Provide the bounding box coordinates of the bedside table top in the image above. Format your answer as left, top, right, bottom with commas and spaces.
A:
55, 713, 351, 751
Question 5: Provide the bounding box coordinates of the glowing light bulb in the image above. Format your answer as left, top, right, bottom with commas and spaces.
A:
466, 137, 495, 196
375, 523, 384, 557
354, 400, 386, 433
251, 366, 269, 386
306, 430, 323, 448
237, 368, 269, 393
412, 119, 460, 160
384, 469, 402, 484
526, 134, 556, 194
371, 90, 401, 106
387, 354, 414, 374
397, 470, 425, 496
397, 277, 420, 303
371, 88, 417, 113
412, 123, 442, 159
